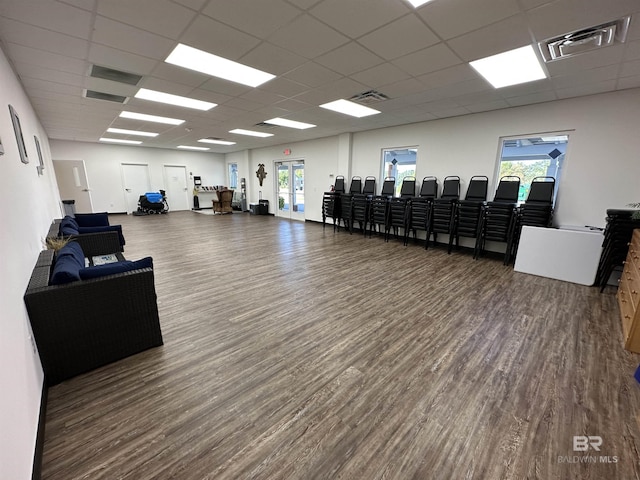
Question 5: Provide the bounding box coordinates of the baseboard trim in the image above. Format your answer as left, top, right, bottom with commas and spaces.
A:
32, 381, 47, 480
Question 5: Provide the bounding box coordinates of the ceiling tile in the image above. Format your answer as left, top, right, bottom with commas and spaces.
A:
315, 42, 384, 76
283, 62, 342, 88
358, 14, 439, 61
0, 18, 88, 58
446, 14, 532, 61
618, 75, 640, 90
526, 0, 640, 41
285, 0, 323, 10
519, 0, 553, 9
137, 77, 195, 96
88, 43, 158, 75
1, 0, 92, 39
179, 15, 261, 61
5, 43, 86, 75
506, 90, 557, 106
21, 77, 82, 96
199, 77, 253, 97
92, 16, 175, 60
417, 64, 478, 89
392, 43, 462, 77
171, 0, 208, 10
550, 65, 619, 89
239, 43, 307, 76
149, 63, 209, 88
377, 78, 428, 99
623, 39, 640, 61
222, 97, 265, 112
620, 59, 640, 78
418, 0, 521, 40
268, 14, 350, 58
240, 89, 287, 106
15, 62, 85, 87
56, 0, 97, 10
202, 0, 301, 39
555, 79, 617, 99
258, 77, 309, 97
316, 76, 368, 98
544, 44, 626, 77
350, 63, 410, 89
97, 0, 197, 40
465, 99, 511, 113
273, 98, 314, 112
310, 0, 410, 39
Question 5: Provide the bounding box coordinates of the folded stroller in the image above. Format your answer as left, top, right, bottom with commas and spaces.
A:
136, 189, 169, 215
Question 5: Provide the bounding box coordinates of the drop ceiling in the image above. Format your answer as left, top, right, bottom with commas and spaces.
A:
0, 0, 639, 153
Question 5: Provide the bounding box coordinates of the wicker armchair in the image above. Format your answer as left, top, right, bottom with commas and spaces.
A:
24, 249, 163, 386
212, 189, 234, 214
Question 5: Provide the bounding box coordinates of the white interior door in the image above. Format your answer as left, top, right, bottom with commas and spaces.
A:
164, 165, 189, 211
52, 159, 93, 214
122, 163, 151, 214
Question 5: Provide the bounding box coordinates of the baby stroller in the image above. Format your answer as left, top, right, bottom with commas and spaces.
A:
136, 189, 169, 215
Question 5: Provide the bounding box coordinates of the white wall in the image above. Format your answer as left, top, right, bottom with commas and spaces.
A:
247, 136, 340, 218
50, 140, 227, 212
246, 89, 640, 229
350, 89, 640, 229
0, 47, 59, 480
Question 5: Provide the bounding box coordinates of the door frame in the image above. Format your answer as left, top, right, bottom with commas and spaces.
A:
121, 163, 151, 214
163, 164, 189, 211
274, 158, 305, 221
52, 159, 94, 214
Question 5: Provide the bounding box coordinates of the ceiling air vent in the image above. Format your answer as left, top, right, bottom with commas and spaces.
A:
254, 122, 278, 129
538, 15, 631, 62
349, 90, 389, 105
84, 89, 128, 104
90, 65, 142, 85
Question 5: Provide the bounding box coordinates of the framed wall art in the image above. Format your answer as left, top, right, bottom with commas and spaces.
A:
8, 104, 28, 164
34, 135, 44, 175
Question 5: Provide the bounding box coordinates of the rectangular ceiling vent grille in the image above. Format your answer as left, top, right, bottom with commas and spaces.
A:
538, 15, 631, 62
90, 65, 142, 85
349, 90, 389, 105
84, 89, 128, 104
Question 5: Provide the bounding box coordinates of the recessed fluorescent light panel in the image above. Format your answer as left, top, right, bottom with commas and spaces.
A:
405, 0, 435, 7
120, 111, 185, 125
198, 138, 237, 146
165, 44, 275, 88
177, 145, 210, 151
99, 138, 142, 145
470, 45, 547, 89
264, 117, 316, 130
135, 88, 216, 111
319, 99, 381, 118
229, 129, 274, 138
107, 128, 158, 137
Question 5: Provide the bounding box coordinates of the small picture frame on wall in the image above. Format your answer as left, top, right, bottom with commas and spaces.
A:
9, 104, 28, 164
34, 135, 44, 175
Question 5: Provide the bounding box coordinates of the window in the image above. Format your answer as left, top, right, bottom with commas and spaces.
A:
381, 147, 417, 196
496, 134, 568, 203
228, 163, 238, 189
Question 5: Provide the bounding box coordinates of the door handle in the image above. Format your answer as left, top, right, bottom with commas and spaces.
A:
125, 188, 132, 192
82, 189, 90, 192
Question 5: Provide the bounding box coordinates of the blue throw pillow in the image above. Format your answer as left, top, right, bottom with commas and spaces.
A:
59, 216, 79, 235
50, 241, 85, 285
75, 212, 109, 227
79, 257, 153, 280
60, 225, 79, 236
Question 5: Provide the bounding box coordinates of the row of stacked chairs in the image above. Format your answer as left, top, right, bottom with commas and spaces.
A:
595, 209, 640, 291
322, 174, 555, 264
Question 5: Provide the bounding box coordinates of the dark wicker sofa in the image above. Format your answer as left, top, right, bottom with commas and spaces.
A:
48, 215, 125, 252
24, 243, 163, 386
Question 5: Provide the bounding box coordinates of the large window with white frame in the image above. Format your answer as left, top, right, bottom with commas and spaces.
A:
495, 133, 568, 204
381, 147, 417, 197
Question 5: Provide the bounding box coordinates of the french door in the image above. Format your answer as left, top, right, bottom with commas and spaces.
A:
276, 160, 305, 221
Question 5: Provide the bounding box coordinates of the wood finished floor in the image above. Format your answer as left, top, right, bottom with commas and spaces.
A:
42, 211, 640, 480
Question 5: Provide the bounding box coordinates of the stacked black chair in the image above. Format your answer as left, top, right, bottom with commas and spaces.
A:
405, 177, 438, 246
322, 191, 341, 231
339, 176, 362, 234
450, 176, 489, 253
475, 176, 520, 263
388, 177, 416, 242
334, 175, 346, 194
427, 176, 461, 252
508, 177, 555, 261
369, 177, 395, 239
595, 209, 640, 291
352, 176, 375, 234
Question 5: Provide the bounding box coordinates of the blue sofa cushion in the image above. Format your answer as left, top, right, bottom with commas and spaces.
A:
75, 212, 109, 227
59, 216, 79, 236
77, 225, 126, 246
50, 241, 85, 285
79, 257, 153, 280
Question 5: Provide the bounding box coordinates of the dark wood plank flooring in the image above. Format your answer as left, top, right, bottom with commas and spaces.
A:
41, 211, 640, 479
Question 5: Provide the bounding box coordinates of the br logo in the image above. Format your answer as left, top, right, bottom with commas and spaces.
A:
573, 436, 602, 452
